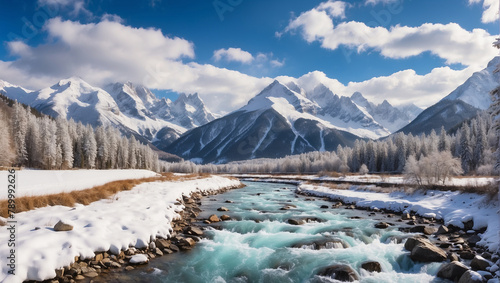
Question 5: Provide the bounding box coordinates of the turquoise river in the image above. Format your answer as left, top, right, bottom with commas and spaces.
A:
98, 181, 449, 283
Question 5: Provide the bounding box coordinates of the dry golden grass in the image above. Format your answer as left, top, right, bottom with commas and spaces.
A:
0, 172, 209, 218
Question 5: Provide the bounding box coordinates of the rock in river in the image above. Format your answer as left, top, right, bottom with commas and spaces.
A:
319, 264, 359, 282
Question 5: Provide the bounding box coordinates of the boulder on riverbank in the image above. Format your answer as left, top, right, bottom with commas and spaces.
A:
129, 254, 149, 265
470, 256, 491, 271
404, 236, 447, 262
208, 214, 220, 222
458, 270, 484, 283
54, 220, 73, 232
437, 261, 469, 281
410, 241, 447, 262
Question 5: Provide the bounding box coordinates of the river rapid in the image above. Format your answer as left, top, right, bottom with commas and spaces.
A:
99, 181, 449, 283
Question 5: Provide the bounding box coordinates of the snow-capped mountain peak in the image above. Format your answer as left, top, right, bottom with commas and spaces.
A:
399, 56, 498, 135
0, 77, 217, 153
350, 92, 374, 111
443, 56, 500, 110
242, 80, 318, 114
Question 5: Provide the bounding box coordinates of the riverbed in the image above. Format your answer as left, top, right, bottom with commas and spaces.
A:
97, 181, 449, 283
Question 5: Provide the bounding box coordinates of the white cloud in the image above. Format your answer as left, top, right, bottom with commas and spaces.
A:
277, 65, 478, 108
365, 0, 399, 5
213, 48, 254, 64
317, 1, 349, 18
469, 0, 499, 23
282, 1, 497, 69
345, 66, 476, 107
0, 18, 273, 114
37, 0, 92, 17
101, 13, 124, 23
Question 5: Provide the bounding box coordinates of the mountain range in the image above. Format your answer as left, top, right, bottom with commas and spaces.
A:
166, 80, 424, 163
399, 56, 499, 135
0, 77, 216, 156
0, 56, 497, 164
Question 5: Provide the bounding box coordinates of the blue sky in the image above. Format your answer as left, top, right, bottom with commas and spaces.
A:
0, 0, 498, 113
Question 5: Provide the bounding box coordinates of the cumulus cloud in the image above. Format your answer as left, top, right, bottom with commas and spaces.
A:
101, 13, 124, 23
469, 0, 499, 23
0, 18, 274, 114
277, 65, 477, 108
317, 1, 349, 18
365, 0, 399, 5
282, 1, 497, 69
213, 48, 254, 64
37, 0, 92, 17
345, 66, 476, 107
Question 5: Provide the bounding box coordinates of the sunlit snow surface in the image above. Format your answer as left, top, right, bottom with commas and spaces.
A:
0, 175, 241, 283
0, 169, 159, 199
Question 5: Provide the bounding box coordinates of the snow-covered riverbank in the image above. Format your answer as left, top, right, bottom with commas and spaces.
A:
234, 174, 495, 187
297, 183, 500, 254
0, 175, 241, 283
0, 169, 160, 199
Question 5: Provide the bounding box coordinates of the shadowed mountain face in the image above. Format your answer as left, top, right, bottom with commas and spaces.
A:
398, 56, 500, 135
166, 108, 359, 164
398, 100, 480, 135
166, 81, 363, 164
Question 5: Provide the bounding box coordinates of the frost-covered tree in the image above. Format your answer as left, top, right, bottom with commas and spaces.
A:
11, 103, 28, 166
359, 164, 369, 175
438, 126, 449, 152
394, 132, 407, 172
404, 151, 462, 186
26, 115, 42, 168
82, 125, 97, 168
56, 118, 73, 169
128, 136, 137, 169
460, 123, 472, 174
0, 107, 14, 165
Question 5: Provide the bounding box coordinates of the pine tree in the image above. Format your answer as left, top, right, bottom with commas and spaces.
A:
56, 118, 73, 169
26, 115, 41, 168
438, 126, 449, 152
460, 123, 472, 174
0, 106, 14, 165
394, 132, 407, 172
128, 135, 137, 169
82, 125, 97, 168
12, 103, 28, 166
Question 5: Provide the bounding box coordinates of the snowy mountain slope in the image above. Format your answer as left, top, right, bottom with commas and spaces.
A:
168, 93, 217, 128
399, 56, 499, 135
0, 78, 216, 154
443, 56, 500, 110
398, 99, 480, 135
166, 81, 361, 163
308, 85, 390, 138
397, 103, 424, 121
350, 92, 418, 133
0, 80, 35, 104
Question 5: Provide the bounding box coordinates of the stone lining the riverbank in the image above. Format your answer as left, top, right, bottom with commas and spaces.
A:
26, 183, 244, 283
296, 188, 500, 282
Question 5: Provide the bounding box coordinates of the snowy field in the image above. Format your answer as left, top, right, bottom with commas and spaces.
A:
297, 184, 500, 253
0, 175, 241, 283
235, 174, 495, 187
0, 169, 159, 199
